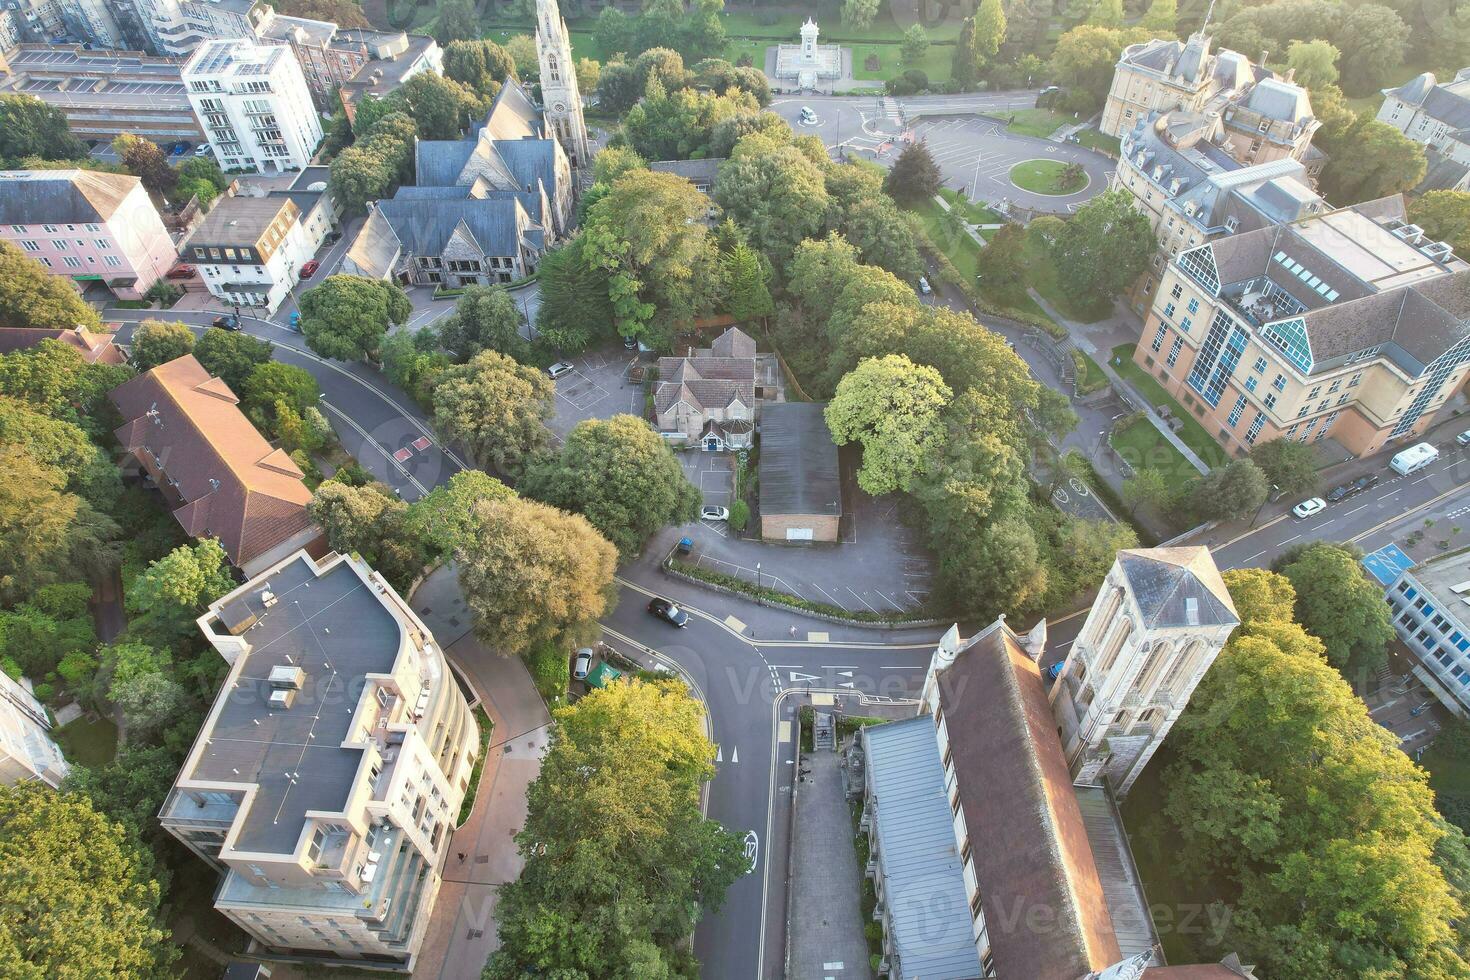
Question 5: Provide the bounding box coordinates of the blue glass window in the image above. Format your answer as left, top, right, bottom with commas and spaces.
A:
1245, 375, 1258, 393
1227, 394, 1247, 427
1167, 336, 1183, 367
1272, 374, 1287, 392
1187, 298, 1200, 314
1151, 324, 1167, 352
1163, 302, 1176, 320
1179, 315, 1193, 333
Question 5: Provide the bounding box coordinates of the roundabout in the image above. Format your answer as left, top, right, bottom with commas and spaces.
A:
1009, 157, 1090, 196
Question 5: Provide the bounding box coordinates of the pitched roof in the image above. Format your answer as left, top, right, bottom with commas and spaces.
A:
710, 325, 756, 358
0, 169, 140, 225
938, 623, 1123, 978
1115, 547, 1238, 629
757, 402, 840, 518
0, 325, 124, 364
375, 193, 534, 259
477, 79, 541, 141
109, 354, 315, 569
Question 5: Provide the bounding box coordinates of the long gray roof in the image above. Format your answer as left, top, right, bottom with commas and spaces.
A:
863, 716, 984, 978
758, 402, 840, 519
376, 193, 534, 259
0, 169, 139, 224
187, 555, 399, 854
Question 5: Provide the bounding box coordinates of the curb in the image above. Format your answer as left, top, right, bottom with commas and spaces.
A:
659, 561, 947, 630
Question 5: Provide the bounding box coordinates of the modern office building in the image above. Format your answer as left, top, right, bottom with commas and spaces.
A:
1386, 553, 1470, 718
0, 44, 205, 144
0, 670, 69, 789
182, 190, 327, 312
183, 37, 323, 172
1135, 198, 1470, 458
0, 169, 176, 302
158, 549, 480, 970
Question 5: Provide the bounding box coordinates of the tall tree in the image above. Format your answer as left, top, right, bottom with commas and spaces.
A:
455, 495, 617, 656
307, 481, 427, 590
434, 0, 480, 44
1286, 38, 1340, 90
0, 445, 117, 603
841, 0, 880, 29
403, 468, 512, 560
104, 642, 186, 738
111, 134, 177, 197
192, 328, 271, 392
1248, 438, 1320, 497
523, 414, 701, 558
900, 24, 930, 65
534, 236, 615, 353
1049, 25, 1130, 110
1051, 188, 1154, 308
883, 140, 942, 205
1139, 0, 1176, 33
0, 241, 102, 331
443, 38, 516, 95
953, 16, 983, 87
436, 286, 527, 362
826, 354, 952, 495
0, 94, 87, 164
1276, 542, 1394, 677
128, 320, 194, 372
713, 133, 829, 267
0, 783, 171, 977
1321, 118, 1426, 204
975, 0, 1008, 63
124, 538, 235, 646
1409, 190, 1470, 257
298, 275, 410, 361
723, 243, 773, 323
1188, 458, 1269, 521
975, 222, 1027, 293
431, 350, 553, 476
1088, 0, 1124, 27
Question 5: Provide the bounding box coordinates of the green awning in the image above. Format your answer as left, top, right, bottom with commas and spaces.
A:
70, 274, 103, 281
586, 662, 623, 689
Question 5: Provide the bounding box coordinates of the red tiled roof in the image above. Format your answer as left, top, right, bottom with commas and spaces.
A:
109, 354, 315, 569
0, 325, 125, 364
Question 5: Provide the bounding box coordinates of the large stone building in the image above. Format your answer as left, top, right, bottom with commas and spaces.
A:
0, 169, 177, 302
183, 38, 323, 173
1378, 70, 1470, 193
859, 547, 1249, 978
535, 0, 589, 167
1101, 33, 1322, 174
1134, 198, 1470, 458
159, 550, 479, 970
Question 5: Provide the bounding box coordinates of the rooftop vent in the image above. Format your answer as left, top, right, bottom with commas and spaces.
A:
1394, 223, 1425, 243
1185, 596, 1200, 625
268, 687, 296, 710
1424, 241, 1455, 261
268, 664, 303, 690
260, 588, 277, 608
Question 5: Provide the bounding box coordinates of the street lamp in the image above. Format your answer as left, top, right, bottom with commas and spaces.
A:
755, 562, 762, 605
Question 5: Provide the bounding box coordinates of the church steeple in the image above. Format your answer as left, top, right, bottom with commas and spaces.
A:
536, 0, 591, 168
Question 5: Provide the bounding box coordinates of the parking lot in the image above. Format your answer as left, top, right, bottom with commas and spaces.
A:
547, 344, 643, 442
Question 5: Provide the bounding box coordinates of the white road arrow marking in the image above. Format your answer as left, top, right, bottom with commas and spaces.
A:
838, 670, 854, 677
839, 681, 856, 688
731, 746, 739, 764
789, 671, 819, 683
715, 744, 722, 762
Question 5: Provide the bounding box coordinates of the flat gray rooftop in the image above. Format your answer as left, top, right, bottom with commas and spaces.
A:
189, 556, 403, 854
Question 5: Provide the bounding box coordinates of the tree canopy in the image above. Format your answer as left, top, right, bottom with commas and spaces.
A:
431, 350, 554, 476
1275, 541, 1394, 678
0, 241, 102, 332
298, 274, 411, 360
826, 354, 952, 496
436, 285, 528, 363
192, 328, 271, 392
0, 95, 87, 165
128, 320, 194, 372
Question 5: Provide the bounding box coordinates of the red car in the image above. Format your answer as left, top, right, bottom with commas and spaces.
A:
166, 264, 196, 279
299, 259, 320, 279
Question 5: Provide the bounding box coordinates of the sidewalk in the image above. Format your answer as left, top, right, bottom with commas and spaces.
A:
1027, 288, 1210, 475
787, 750, 873, 980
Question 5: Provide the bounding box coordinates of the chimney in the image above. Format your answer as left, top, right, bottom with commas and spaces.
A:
1259, 49, 1269, 68
1283, 67, 1295, 84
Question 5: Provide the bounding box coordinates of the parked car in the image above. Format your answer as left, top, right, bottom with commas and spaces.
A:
647, 597, 689, 627
1458, 429, 1470, 446
918, 276, 932, 295
299, 259, 319, 279
193, 144, 213, 157
165, 264, 196, 279
168, 141, 188, 156
548, 361, 575, 379
623, 334, 638, 350
1325, 474, 1379, 504
1292, 497, 1326, 520
700, 505, 729, 521
799, 105, 816, 124
211, 315, 240, 331
288, 310, 301, 330
572, 648, 593, 680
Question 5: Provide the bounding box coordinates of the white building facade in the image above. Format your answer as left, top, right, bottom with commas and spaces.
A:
184, 193, 327, 313
1386, 554, 1470, 718
183, 38, 323, 173
0, 671, 69, 789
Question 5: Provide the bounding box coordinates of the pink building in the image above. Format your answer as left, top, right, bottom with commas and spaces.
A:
0, 170, 178, 302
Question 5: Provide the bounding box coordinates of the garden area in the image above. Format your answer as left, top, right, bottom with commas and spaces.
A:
1008, 159, 1087, 195
1109, 343, 1230, 470
1109, 414, 1199, 496
999, 107, 1073, 139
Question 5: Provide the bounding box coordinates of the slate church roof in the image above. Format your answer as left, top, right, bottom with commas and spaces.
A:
1116, 547, 1238, 628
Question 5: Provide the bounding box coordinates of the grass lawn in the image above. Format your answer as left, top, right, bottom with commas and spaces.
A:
1111, 416, 1198, 494
906, 196, 1057, 327
1021, 232, 1113, 323
851, 43, 952, 84
1110, 343, 1230, 471
998, 107, 1071, 139
937, 187, 1005, 225
1074, 128, 1121, 157
55, 715, 118, 768
1008, 158, 1086, 195
1422, 742, 1470, 801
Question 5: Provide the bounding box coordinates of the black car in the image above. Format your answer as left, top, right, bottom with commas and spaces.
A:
211, 315, 241, 331
647, 597, 689, 627
1324, 473, 1379, 503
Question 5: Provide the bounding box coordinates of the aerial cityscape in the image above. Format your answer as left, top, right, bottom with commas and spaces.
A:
1, 0, 1469, 976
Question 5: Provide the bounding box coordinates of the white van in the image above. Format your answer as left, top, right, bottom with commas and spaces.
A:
1391, 442, 1440, 476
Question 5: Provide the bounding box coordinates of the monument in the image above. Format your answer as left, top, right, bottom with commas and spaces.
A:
774, 17, 843, 92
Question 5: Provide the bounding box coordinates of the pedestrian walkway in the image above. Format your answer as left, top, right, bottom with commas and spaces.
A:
788, 749, 874, 980
1027, 288, 1211, 475
931, 193, 990, 249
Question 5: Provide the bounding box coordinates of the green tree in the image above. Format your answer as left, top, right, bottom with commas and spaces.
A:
1321, 118, 1427, 205
1051, 189, 1154, 308
455, 495, 617, 656
192, 328, 271, 392
63, 744, 180, 848
1276, 542, 1394, 677
380, 329, 450, 408
1409, 189, 1470, 257
398, 71, 490, 139
953, 16, 982, 87
104, 642, 186, 738
307, 481, 426, 589
299, 274, 411, 360
1122, 467, 1169, 516
1189, 458, 1269, 521
1286, 38, 1340, 90
0, 396, 119, 508
523, 414, 701, 558
504, 34, 539, 79
431, 350, 553, 476
486, 678, 745, 977
0, 241, 102, 331
0, 782, 171, 977
901, 24, 930, 65
592, 146, 646, 185
124, 538, 234, 644
576, 56, 601, 93
975, 0, 1007, 62
434, 0, 480, 43
714, 133, 829, 267
404, 469, 513, 560
723, 243, 773, 322
684, 0, 726, 60
436, 285, 527, 362
1139, 0, 1176, 32
595, 8, 632, 63
1088, 0, 1124, 26
534, 236, 615, 354
0, 445, 118, 603
0, 95, 87, 164
975, 222, 1026, 293
443, 38, 516, 95
111, 133, 177, 196
1049, 26, 1130, 110
826, 355, 952, 495
841, 0, 880, 29
128, 319, 194, 372
1249, 438, 1320, 497
883, 140, 942, 205
240, 360, 319, 422
330, 112, 417, 210
621, 83, 755, 162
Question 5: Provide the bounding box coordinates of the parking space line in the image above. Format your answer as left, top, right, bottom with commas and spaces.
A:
845, 587, 879, 613
810, 582, 844, 607
875, 591, 905, 611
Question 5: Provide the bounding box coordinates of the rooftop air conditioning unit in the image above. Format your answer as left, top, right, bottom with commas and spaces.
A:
268, 687, 295, 709
268, 664, 304, 690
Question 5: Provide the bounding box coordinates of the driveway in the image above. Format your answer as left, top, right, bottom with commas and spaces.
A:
547, 343, 644, 441
679, 450, 735, 536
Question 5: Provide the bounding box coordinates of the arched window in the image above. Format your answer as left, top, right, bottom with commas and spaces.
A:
1095, 615, 1133, 678
1158, 639, 1203, 697
1132, 639, 1174, 697
1085, 585, 1125, 654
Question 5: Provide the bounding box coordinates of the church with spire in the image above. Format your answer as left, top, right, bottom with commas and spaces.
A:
535, 0, 591, 168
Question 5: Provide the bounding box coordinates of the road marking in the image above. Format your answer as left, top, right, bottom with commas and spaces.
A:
724, 614, 746, 632
838, 681, 856, 689
1245, 550, 1268, 563
1383, 487, 1403, 498
808, 631, 829, 643
732, 746, 739, 764
822, 665, 858, 670
1345, 504, 1369, 516
1279, 534, 1301, 545
837, 670, 854, 678
811, 693, 834, 706
824, 964, 845, 971
320, 402, 427, 495
789, 671, 819, 683
778, 721, 792, 743
845, 586, 879, 613
715, 744, 723, 762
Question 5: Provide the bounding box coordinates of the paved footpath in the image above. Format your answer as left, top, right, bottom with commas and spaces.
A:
788, 750, 874, 980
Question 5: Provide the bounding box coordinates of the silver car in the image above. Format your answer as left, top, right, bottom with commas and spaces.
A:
547, 361, 574, 379
572, 648, 593, 680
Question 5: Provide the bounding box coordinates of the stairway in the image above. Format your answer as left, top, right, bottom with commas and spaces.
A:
813, 711, 836, 752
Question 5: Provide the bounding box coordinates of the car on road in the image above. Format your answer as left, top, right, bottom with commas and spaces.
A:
168, 141, 188, 156
1292, 497, 1326, 520
572, 648, 593, 680
918, 276, 932, 295
211, 315, 240, 331
299, 259, 319, 279
1459, 429, 1470, 446
289, 310, 301, 330
1325, 474, 1379, 504
165, 264, 196, 279
700, 505, 729, 521
647, 597, 689, 627
193, 144, 213, 157
799, 105, 816, 124
548, 361, 575, 379
623, 334, 637, 350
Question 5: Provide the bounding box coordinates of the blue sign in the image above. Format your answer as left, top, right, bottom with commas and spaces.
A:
1361, 543, 1415, 587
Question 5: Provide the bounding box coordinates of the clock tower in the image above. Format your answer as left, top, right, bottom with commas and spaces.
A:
536, 0, 591, 168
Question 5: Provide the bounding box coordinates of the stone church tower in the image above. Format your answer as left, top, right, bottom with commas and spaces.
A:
536, 0, 590, 168
1049, 547, 1239, 796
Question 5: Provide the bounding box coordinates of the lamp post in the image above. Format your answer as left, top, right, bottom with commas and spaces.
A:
756, 562, 762, 605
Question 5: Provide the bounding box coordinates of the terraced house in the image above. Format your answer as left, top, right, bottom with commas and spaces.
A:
1135, 198, 1470, 458
159, 550, 480, 971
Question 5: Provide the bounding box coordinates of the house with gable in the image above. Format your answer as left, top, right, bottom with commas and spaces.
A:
654, 326, 770, 449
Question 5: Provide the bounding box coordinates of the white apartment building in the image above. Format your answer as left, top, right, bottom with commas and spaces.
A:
183, 37, 322, 173
0, 671, 69, 789
183, 190, 328, 312
127, 0, 265, 57
159, 550, 480, 971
